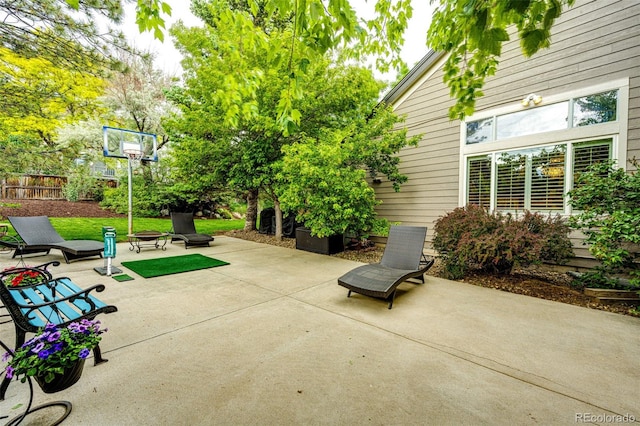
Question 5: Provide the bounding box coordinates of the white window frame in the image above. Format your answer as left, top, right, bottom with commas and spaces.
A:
459, 78, 629, 214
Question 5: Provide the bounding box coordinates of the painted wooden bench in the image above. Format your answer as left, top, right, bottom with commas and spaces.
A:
0, 262, 117, 399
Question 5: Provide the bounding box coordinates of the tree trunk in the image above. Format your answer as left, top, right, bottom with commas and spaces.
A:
244, 188, 258, 231
274, 198, 283, 240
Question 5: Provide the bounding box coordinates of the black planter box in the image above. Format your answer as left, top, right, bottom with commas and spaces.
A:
295, 227, 344, 255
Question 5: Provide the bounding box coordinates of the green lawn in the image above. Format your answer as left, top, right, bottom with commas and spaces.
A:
43, 217, 244, 242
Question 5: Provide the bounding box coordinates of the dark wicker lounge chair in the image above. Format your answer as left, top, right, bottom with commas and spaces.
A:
6, 216, 103, 263
170, 212, 214, 248
338, 225, 434, 309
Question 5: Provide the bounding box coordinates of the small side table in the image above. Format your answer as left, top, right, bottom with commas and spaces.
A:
127, 231, 169, 253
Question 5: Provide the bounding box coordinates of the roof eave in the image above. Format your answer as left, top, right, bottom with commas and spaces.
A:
380, 49, 445, 106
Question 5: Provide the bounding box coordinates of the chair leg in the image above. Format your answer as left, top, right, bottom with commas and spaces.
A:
1, 330, 26, 400
92, 344, 108, 365
347, 290, 352, 298
0, 375, 10, 400
388, 290, 396, 309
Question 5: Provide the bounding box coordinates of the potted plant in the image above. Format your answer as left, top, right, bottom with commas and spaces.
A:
2, 319, 107, 393
1, 266, 49, 287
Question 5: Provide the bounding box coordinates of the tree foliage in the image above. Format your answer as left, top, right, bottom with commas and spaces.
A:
427, 0, 576, 120
0, 0, 173, 177
0, 48, 105, 141
166, 0, 577, 127
103, 51, 177, 149
167, 1, 418, 237
0, 0, 172, 71
568, 160, 640, 289
278, 105, 419, 238
2, 0, 573, 133
0, 47, 106, 176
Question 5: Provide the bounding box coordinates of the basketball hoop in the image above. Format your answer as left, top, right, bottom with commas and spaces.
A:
103, 126, 158, 236
123, 149, 144, 167
123, 149, 143, 160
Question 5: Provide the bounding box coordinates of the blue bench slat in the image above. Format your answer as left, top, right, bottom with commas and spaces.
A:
8, 278, 106, 327
57, 278, 108, 310
10, 287, 63, 327
8, 289, 48, 327
33, 283, 84, 323
40, 278, 108, 313
31, 281, 90, 322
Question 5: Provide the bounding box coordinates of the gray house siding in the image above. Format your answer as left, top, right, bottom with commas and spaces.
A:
377, 0, 640, 258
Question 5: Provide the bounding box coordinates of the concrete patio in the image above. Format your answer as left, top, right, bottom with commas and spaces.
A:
1, 236, 639, 425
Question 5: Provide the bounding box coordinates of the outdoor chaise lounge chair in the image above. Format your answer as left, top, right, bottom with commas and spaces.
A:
170, 212, 214, 248
337, 225, 434, 309
4, 216, 103, 263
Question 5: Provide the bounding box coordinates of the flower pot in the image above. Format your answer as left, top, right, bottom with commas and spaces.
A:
295, 227, 344, 254
35, 359, 86, 394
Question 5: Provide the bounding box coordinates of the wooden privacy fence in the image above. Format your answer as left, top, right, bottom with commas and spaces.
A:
1, 174, 117, 200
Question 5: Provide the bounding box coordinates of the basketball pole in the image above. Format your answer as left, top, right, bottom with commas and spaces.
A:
127, 156, 133, 235
123, 149, 142, 235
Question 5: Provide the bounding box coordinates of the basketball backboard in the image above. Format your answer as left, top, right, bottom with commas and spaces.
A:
102, 126, 158, 162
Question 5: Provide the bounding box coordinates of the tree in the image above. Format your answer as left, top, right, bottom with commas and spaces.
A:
103, 51, 177, 150
9, 0, 570, 129
0, 47, 106, 176
427, 0, 576, 120
0, 48, 106, 140
168, 1, 417, 238
0, 0, 172, 72
278, 105, 420, 238
170, 0, 576, 127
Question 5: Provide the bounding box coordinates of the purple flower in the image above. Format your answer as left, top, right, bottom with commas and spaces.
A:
47, 331, 61, 342
44, 323, 57, 331
52, 342, 64, 352
31, 342, 45, 354
5, 365, 14, 379
78, 348, 90, 359
37, 349, 50, 360
68, 322, 88, 333
2, 352, 10, 362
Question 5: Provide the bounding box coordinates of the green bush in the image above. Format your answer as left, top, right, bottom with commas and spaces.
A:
433, 205, 573, 279
568, 160, 640, 289
63, 166, 101, 202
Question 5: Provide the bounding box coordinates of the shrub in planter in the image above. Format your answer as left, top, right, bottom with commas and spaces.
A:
433, 205, 573, 279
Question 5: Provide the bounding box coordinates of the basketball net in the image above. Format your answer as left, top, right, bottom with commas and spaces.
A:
123, 149, 144, 167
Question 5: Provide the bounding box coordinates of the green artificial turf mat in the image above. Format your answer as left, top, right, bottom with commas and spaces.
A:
112, 274, 134, 282
121, 254, 229, 278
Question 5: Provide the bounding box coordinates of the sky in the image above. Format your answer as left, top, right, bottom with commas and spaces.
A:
121, 1, 436, 79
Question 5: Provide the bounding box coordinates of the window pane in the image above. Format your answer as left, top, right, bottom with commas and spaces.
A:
531, 145, 566, 211
496, 102, 569, 140
573, 140, 611, 187
573, 91, 618, 127
496, 151, 526, 210
467, 156, 491, 207
466, 118, 493, 145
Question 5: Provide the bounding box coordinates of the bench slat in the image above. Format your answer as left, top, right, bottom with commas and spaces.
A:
56, 278, 108, 311
8, 277, 109, 328
10, 287, 60, 327
38, 278, 108, 314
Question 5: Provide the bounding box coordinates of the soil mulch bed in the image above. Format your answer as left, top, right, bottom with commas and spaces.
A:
2, 200, 638, 317
0, 198, 125, 218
